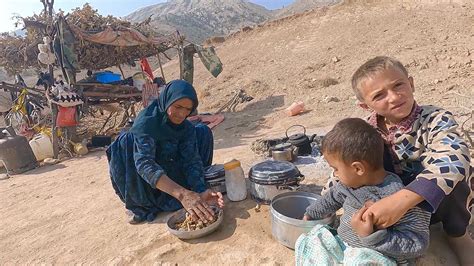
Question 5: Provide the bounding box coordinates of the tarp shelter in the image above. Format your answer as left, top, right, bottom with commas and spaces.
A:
53, 16, 223, 87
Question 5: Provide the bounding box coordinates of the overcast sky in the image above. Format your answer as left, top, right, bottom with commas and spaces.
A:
0, 0, 295, 33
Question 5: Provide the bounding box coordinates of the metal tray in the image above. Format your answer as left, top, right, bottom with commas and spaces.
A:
166, 207, 224, 240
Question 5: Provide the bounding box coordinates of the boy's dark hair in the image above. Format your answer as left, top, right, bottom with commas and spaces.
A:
322, 118, 384, 169
351, 56, 409, 101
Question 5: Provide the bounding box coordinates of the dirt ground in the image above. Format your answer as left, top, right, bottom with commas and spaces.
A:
1, 0, 473, 264
0, 140, 469, 265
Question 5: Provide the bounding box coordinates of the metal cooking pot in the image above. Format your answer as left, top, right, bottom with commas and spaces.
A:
204, 164, 226, 194
248, 160, 304, 204
270, 191, 335, 249
271, 143, 298, 162
286, 125, 316, 156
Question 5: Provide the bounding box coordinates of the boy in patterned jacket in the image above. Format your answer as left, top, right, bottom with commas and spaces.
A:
338, 56, 473, 265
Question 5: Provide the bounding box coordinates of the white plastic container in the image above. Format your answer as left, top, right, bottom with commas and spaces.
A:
29, 133, 54, 161
132, 73, 146, 91
224, 159, 247, 201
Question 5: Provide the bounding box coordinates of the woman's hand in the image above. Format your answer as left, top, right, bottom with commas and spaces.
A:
180, 189, 225, 222
155, 174, 225, 222
180, 190, 215, 222
156, 175, 221, 222
200, 189, 225, 208
362, 189, 424, 229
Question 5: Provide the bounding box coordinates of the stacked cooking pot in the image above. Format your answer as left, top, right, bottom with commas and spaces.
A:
204, 164, 226, 194
270, 125, 317, 162
285, 125, 316, 156
248, 160, 305, 204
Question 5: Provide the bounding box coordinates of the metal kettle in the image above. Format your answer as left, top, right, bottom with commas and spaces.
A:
271, 142, 298, 162
285, 125, 316, 156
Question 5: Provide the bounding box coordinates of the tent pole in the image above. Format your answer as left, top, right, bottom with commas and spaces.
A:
43, 0, 59, 159
117, 64, 125, 79
178, 47, 183, 80
157, 53, 166, 83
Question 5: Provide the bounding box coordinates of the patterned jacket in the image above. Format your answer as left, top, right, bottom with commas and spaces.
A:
367, 104, 473, 214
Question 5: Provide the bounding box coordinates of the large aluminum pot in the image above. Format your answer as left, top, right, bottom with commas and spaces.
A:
270, 191, 335, 249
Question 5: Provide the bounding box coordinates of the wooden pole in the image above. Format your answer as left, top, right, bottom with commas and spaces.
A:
44, 0, 59, 158
178, 47, 183, 80
51, 104, 59, 157
156, 53, 166, 83
117, 64, 125, 79
177, 32, 184, 80
83, 91, 142, 98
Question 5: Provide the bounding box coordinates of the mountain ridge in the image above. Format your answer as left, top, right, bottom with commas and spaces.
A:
126, 0, 273, 42
126, 0, 341, 42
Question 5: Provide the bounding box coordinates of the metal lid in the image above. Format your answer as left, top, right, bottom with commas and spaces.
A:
289, 133, 306, 141
206, 177, 225, 184
248, 160, 301, 185
288, 134, 309, 146
271, 142, 293, 151
204, 164, 225, 180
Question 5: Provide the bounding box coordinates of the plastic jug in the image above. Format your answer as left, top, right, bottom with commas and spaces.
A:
71, 139, 88, 156
224, 159, 247, 201
29, 133, 54, 161
132, 73, 146, 91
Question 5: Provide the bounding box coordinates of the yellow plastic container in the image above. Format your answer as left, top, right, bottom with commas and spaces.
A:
224, 159, 247, 201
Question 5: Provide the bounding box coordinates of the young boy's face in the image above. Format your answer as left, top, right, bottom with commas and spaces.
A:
358, 67, 415, 124
324, 153, 365, 188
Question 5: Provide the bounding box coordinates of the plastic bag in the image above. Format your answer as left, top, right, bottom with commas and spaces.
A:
56, 106, 77, 127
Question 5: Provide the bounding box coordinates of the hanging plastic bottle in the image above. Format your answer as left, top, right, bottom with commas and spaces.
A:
224, 159, 247, 202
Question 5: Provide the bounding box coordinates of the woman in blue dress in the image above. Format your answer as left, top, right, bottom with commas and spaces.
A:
107, 80, 224, 224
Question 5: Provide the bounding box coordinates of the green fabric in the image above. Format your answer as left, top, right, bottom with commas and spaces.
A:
295, 224, 397, 266
181, 44, 223, 84
53, 16, 79, 84
130, 80, 198, 141
196, 45, 223, 78
344, 247, 397, 266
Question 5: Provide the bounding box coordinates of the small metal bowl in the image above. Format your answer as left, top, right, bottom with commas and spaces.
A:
166, 207, 224, 240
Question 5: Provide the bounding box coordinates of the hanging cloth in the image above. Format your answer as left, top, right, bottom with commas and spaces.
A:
140, 58, 154, 81
196, 45, 223, 78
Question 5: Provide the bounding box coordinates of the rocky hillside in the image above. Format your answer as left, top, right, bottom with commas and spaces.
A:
126, 0, 272, 43
157, 0, 473, 144
275, 0, 341, 18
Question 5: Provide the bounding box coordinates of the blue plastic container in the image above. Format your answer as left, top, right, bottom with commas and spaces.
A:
95, 71, 121, 83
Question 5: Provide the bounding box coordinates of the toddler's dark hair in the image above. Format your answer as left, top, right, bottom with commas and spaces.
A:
322, 118, 384, 169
